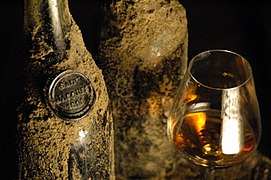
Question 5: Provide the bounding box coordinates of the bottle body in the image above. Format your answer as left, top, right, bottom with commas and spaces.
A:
18, 0, 114, 179
97, 0, 188, 178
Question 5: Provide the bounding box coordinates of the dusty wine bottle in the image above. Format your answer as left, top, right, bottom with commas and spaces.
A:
17, 0, 115, 179
97, 0, 188, 178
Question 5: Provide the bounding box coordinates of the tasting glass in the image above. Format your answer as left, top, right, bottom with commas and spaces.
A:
167, 50, 262, 179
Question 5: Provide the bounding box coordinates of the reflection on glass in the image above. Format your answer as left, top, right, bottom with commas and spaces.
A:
221, 88, 243, 155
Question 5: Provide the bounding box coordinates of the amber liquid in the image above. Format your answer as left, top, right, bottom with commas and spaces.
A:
173, 109, 256, 167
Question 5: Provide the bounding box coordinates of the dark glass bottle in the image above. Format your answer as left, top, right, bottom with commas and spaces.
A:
97, 0, 188, 178
18, 0, 114, 179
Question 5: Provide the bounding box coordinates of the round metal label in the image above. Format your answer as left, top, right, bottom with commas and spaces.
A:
47, 70, 95, 120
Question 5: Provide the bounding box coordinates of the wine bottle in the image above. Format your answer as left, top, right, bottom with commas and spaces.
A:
97, 0, 188, 178
17, 0, 115, 179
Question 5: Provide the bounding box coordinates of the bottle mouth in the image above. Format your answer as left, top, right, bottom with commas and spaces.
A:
188, 49, 253, 90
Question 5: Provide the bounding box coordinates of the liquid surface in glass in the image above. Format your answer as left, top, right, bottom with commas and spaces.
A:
173, 109, 256, 167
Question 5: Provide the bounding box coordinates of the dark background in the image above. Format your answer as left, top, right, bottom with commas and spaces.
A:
1, 0, 270, 179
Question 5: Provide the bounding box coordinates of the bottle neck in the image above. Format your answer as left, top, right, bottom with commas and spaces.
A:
47, 0, 66, 51
24, 0, 71, 59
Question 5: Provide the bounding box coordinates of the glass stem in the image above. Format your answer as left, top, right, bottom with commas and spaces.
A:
205, 167, 215, 180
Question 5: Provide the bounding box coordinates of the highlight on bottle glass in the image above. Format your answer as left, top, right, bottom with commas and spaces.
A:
167, 49, 261, 168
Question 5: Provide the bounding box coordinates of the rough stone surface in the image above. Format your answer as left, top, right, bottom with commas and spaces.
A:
17, 0, 114, 179
97, 0, 188, 178
169, 151, 271, 180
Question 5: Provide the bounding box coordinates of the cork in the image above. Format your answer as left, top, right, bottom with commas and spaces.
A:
97, 0, 188, 178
